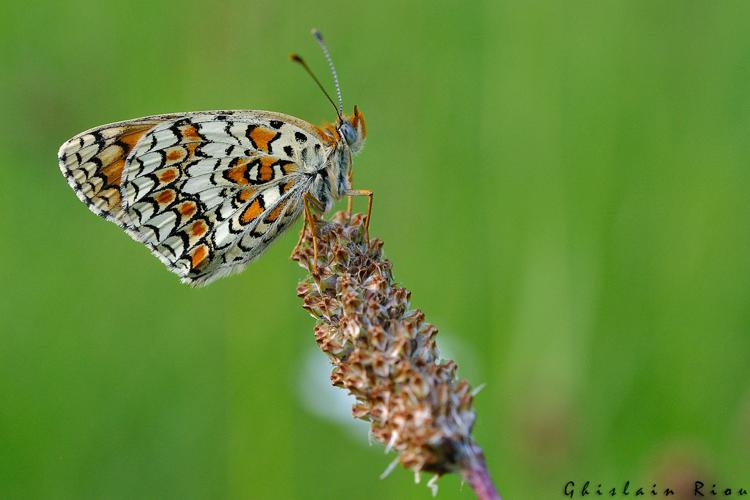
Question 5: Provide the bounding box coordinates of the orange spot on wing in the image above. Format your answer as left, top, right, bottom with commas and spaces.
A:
238, 188, 255, 202
185, 142, 199, 159
179, 201, 196, 217
225, 158, 251, 185
167, 148, 185, 162
248, 127, 278, 152
258, 157, 276, 182
191, 220, 207, 237
264, 200, 286, 223
240, 199, 263, 225
156, 190, 175, 205
180, 123, 201, 141
191, 245, 209, 269
160, 168, 178, 183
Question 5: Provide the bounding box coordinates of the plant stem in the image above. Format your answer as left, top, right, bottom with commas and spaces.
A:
461, 442, 502, 500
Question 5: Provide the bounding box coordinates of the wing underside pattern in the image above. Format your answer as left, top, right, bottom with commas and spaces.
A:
58, 110, 327, 286
58, 120, 163, 223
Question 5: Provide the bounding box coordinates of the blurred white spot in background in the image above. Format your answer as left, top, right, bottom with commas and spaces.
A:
297, 333, 482, 440
298, 346, 370, 441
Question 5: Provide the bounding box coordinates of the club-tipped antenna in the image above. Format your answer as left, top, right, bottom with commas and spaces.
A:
290, 53, 341, 120
311, 28, 343, 116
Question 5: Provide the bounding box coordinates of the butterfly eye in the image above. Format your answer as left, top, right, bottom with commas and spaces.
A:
341, 122, 357, 146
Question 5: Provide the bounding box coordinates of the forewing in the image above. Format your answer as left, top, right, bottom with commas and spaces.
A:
58, 117, 173, 223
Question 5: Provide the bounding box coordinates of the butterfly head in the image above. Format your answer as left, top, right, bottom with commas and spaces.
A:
339, 105, 366, 154
293, 31, 367, 154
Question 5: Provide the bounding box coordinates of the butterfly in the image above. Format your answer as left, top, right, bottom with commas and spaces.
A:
58, 30, 370, 287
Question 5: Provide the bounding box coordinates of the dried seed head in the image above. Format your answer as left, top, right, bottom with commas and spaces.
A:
292, 212, 499, 496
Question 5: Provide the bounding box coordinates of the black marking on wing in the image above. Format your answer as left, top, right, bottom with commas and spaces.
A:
266, 132, 280, 154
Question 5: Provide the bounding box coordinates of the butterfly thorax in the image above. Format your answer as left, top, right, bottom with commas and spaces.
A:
309, 132, 351, 212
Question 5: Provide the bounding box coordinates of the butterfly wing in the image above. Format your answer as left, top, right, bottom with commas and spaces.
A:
59, 110, 329, 286
58, 114, 181, 224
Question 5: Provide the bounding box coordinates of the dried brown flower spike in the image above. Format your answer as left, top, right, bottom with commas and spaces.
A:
292, 212, 501, 499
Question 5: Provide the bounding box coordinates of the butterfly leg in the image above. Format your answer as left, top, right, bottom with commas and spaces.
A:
347, 170, 354, 214
293, 210, 309, 255
302, 192, 325, 272
344, 189, 374, 241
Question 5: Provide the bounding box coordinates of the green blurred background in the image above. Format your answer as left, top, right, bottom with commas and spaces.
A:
2, 1, 750, 498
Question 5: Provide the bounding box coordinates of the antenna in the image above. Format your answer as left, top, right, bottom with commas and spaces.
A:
311, 28, 343, 116
290, 53, 341, 119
